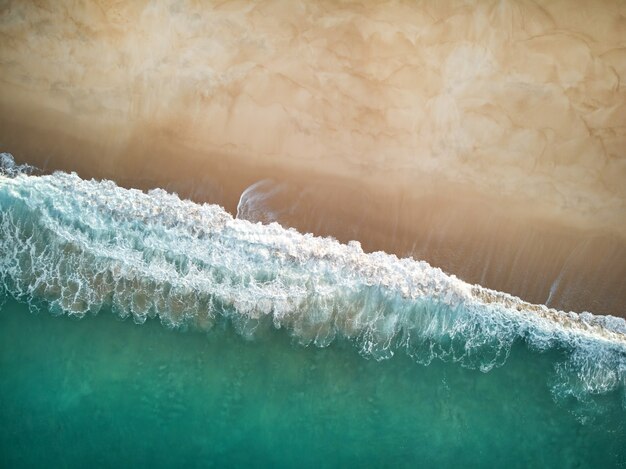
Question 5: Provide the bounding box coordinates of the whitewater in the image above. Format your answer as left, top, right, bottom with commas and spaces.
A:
0, 153, 624, 407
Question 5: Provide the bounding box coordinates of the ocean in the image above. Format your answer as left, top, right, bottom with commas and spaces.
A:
1, 155, 625, 467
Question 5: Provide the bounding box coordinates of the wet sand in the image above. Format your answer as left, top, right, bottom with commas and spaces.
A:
0, 0, 625, 315
1, 101, 624, 317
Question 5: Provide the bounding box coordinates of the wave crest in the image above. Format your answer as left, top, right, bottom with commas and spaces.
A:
0, 156, 624, 407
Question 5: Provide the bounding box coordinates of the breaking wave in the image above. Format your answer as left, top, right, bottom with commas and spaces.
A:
0, 153, 624, 407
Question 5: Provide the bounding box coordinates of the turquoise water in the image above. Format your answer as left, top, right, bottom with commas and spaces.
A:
0, 297, 625, 468
0, 154, 625, 467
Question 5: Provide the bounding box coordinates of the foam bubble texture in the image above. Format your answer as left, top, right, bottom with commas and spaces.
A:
0, 153, 624, 406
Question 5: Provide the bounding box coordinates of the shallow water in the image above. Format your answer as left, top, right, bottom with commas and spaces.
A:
0, 297, 625, 468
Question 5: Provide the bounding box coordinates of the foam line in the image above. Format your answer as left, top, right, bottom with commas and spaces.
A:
0, 153, 624, 403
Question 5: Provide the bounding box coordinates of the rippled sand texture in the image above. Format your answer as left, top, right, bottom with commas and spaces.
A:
0, 1, 625, 313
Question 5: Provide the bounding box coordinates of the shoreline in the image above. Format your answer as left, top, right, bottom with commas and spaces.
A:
0, 109, 624, 316
1, 166, 625, 344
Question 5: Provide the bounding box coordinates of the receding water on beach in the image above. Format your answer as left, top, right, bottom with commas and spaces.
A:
1, 297, 625, 468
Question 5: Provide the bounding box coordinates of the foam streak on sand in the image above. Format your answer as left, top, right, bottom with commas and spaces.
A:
0, 154, 624, 404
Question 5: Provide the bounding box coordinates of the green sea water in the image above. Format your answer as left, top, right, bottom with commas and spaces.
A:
1, 296, 624, 468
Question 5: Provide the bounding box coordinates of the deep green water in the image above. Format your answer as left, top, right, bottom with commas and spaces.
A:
0, 297, 624, 468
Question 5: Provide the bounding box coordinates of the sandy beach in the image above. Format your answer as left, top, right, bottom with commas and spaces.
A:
0, 0, 625, 315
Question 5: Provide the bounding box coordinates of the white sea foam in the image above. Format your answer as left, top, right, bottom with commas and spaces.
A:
0, 153, 624, 405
